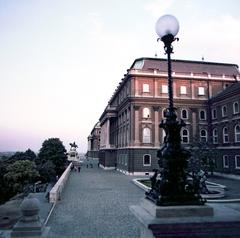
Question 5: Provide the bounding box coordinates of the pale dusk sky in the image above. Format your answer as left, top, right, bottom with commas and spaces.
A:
0, 0, 240, 153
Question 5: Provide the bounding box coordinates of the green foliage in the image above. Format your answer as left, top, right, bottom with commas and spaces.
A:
38, 138, 67, 176
37, 160, 56, 183
189, 139, 219, 175
4, 160, 39, 194
8, 149, 37, 163
0, 158, 11, 203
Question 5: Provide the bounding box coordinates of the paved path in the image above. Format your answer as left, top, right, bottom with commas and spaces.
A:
47, 160, 143, 238
208, 175, 240, 199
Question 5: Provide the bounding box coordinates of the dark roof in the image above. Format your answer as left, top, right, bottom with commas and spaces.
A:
209, 82, 240, 103
131, 57, 240, 76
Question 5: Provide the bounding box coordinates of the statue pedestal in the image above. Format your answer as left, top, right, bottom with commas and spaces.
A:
130, 199, 240, 238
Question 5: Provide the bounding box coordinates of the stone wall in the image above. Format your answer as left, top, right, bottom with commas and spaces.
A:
49, 162, 72, 203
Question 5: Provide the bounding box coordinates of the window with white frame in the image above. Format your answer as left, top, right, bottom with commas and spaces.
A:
180, 86, 187, 95
200, 129, 208, 142
223, 155, 229, 168
222, 105, 227, 117
233, 102, 239, 114
181, 129, 189, 143
235, 155, 240, 169
143, 154, 151, 166
223, 127, 229, 143
199, 110, 206, 120
235, 124, 240, 142
211, 108, 217, 119
162, 108, 167, 118
181, 109, 188, 119
125, 156, 127, 166
143, 107, 150, 118
224, 83, 229, 89
143, 127, 151, 143
161, 129, 166, 143
143, 83, 150, 93
162, 85, 168, 93
198, 87, 205, 95
212, 128, 218, 144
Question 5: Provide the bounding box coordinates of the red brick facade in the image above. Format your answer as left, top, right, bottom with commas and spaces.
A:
87, 58, 240, 175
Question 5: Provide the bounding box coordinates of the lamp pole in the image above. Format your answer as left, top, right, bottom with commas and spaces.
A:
146, 15, 205, 206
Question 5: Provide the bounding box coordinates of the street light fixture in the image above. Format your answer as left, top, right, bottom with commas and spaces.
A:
146, 15, 205, 206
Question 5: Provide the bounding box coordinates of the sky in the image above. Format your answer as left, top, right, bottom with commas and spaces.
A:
0, 0, 240, 153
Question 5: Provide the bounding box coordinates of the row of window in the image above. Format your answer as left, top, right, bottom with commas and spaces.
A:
141, 125, 240, 144
142, 107, 207, 120
118, 154, 151, 167
223, 155, 240, 169
118, 153, 240, 170
143, 83, 206, 96
212, 102, 240, 119
213, 125, 240, 144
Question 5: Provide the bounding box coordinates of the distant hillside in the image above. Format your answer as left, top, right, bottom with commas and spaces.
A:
0, 152, 15, 158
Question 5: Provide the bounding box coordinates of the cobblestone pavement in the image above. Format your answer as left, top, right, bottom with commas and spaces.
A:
47, 160, 143, 238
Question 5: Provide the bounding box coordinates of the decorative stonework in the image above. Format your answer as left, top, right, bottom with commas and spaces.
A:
11, 195, 49, 237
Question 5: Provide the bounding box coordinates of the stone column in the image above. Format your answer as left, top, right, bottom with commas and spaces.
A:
192, 110, 197, 139
87, 137, 91, 151
106, 119, 110, 148
154, 79, 158, 97
134, 106, 140, 146
173, 82, 177, 98
153, 106, 160, 147
191, 82, 195, 99
135, 79, 139, 96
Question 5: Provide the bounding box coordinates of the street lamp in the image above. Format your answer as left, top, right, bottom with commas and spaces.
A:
146, 15, 205, 206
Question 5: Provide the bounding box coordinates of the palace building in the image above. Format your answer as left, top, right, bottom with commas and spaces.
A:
87, 57, 240, 175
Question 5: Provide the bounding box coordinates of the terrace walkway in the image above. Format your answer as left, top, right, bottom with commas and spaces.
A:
47, 160, 143, 238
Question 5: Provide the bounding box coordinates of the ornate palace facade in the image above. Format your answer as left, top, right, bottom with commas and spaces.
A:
87, 57, 240, 175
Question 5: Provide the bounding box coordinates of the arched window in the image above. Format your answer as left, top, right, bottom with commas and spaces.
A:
222, 105, 227, 117
211, 108, 217, 119
235, 125, 240, 142
199, 110, 206, 120
161, 129, 166, 143
143, 108, 150, 118
235, 155, 240, 169
200, 129, 207, 142
143, 154, 151, 166
143, 128, 151, 143
181, 129, 189, 144
212, 128, 218, 144
181, 109, 188, 119
223, 127, 229, 143
223, 155, 229, 168
162, 108, 166, 119
233, 102, 239, 114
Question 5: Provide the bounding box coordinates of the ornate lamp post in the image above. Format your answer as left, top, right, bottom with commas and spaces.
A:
146, 15, 205, 206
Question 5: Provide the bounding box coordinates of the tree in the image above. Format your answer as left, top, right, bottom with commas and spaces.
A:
189, 139, 219, 176
38, 138, 67, 176
0, 157, 11, 203
8, 149, 37, 163
38, 160, 56, 183
4, 160, 39, 194
24, 149, 37, 161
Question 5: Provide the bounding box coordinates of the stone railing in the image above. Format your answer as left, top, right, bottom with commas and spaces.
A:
49, 162, 72, 203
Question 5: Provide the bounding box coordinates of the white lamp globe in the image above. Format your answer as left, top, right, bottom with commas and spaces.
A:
155, 14, 179, 39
